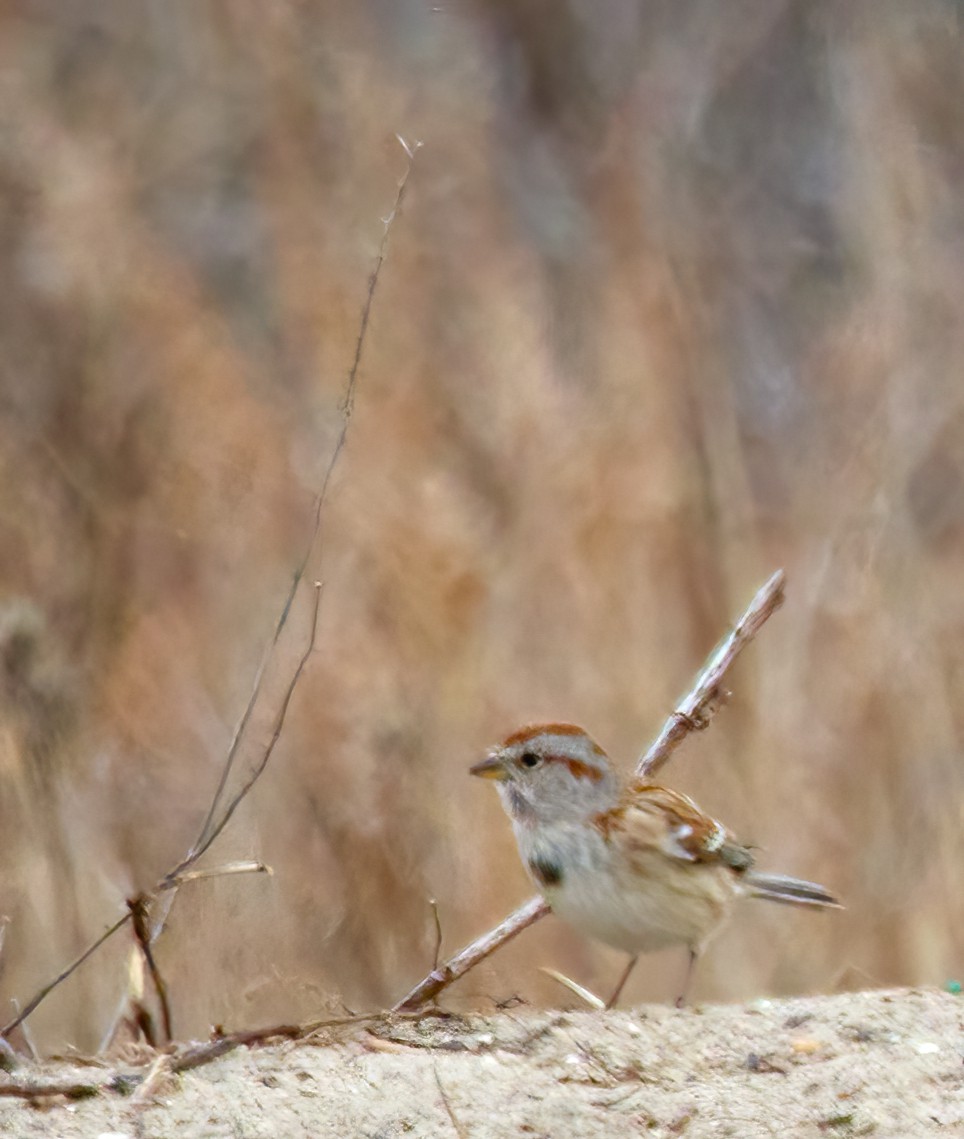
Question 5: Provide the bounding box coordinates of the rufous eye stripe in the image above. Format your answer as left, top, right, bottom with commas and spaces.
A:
543, 754, 606, 783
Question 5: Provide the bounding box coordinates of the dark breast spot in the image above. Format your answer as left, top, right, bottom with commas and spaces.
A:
528, 856, 564, 887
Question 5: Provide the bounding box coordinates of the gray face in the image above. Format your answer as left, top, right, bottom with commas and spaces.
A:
470, 726, 620, 826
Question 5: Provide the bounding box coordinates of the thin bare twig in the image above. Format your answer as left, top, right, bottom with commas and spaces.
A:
0, 590, 323, 1045
184, 139, 420, 862
129, 1052, 174, 1108
169, 1007, 448, 1073
343, 135, 422, 421
430, 899, 443, 971
127, 895, 172, 1044
0, 1008, 451, 1101
172, 1026, 300, 1072
1, 915, 131, 1038
185, 633, 280, 869
393, 570, 787, 1012
7, 1000, 38, 1062
539, 967, 606, 1011
394, 896, 549, 1012
161, 582, 323, 888
165, 860, 272, 886
0, 1078, 105, 1100
0, 139, 420, 1045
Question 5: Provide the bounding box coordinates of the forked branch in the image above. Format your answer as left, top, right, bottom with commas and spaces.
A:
0, 137, 421, 1046
393, 569, 787, 1012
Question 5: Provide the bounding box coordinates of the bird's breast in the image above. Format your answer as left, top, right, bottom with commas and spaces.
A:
514, 819, 736, 955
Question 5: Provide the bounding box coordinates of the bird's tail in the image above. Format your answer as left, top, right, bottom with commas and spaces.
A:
744, 873, 841, 909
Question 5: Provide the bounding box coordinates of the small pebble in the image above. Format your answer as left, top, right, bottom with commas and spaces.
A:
791, 1038, 822, 1055
749, 998, 773, 1013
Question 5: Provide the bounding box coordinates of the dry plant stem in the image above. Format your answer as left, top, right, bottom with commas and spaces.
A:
98, 977, 140, 1057
0, 141, 421, 1045
0, 1079, 106, 1100
172, 138, 420, 877
539, 967, 606, 1011
1, 915, 131, 1039
393, 569, 786, 1013
161, 581, 323, 890
167, 1008, 450, 1072
8, 1001, 39, 1062
0, 587, 323, 1044
430, 899, 443, 970
98, 866, 269, 1053
167, 1018, 334, 1074
394, 895, 549, 1012
166, 860, 271, 886
127, 895, 172, 1044
130, 1053, 173, 1108
0, 1009, 450, 1100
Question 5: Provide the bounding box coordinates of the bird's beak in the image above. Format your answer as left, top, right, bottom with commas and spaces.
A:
469, 753, 508, 781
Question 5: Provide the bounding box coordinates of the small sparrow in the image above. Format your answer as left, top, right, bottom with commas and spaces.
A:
471, 723, 840, 1007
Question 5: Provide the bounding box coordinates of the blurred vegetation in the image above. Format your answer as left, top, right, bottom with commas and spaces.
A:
0, 0, 962, 1050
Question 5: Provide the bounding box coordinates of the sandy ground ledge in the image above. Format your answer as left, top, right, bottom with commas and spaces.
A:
0, 989, 960, 1138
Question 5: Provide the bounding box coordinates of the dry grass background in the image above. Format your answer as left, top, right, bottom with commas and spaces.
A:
0, 0, 962, 1052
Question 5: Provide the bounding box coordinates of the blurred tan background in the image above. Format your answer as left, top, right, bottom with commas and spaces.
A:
1, 0, 962, 1051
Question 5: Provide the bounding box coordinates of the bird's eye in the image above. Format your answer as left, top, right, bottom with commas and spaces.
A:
520, 751, 542, 769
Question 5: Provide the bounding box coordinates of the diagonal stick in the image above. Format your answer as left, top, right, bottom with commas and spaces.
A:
392, 569, 786, 1012
636, 568, 785, 777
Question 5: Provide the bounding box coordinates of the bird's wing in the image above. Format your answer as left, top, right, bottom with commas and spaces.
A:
594, 781, 754, 872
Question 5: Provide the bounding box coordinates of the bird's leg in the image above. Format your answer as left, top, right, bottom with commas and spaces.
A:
675, 948, 698, 1009
605, 955, 638, 1010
